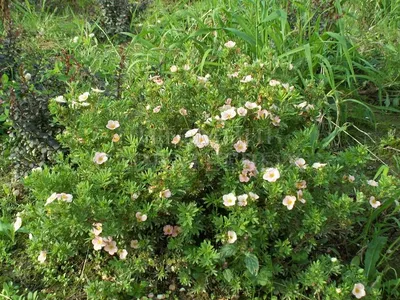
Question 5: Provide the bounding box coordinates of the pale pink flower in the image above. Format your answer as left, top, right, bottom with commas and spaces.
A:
223, 193, 236, 207
185, 128, 199, 138
240, 75, 253, 83
295, 180, 307, 189
367, 180, 378, 187
221, 108, 237, 120
352, 283, 366, 299
78, 92, 90, 102
179, 108, 188, 116
171, 226, 182, 237
119, 249, 128, 260
243, 160, 257, 173
312, 162, 327, 169
228, 72, 239, 78
130, 240, 139, 249
13, 216, 22, 232
92, 236, 105, 250
197, 74, 210, 83
38, 251, 47, 263
93, 152, 108, 164
239, 173, 250, 182
163, 225, 174, 235
269, 79, 281, 87
136, 212, 148, 222
59, 193, 73, 202
227, 231, 237, 243
131, 193, 139, 200
150, 75, 164, 85
237, 194, 248, 206
225, 98, 232, 105
210, 141, 220, 155
104, 240, 118, 255
237, 107, 247, 116
160, 189, 172, 198
170, 65, 178, 72
249, 192, 259, 200
348, 175, 355, 183
297, 190, 306, 203
183, 64, 190, 71
92, 223, 102, 236
245, 101, 258, 109
369, 196, 381, 208
55, 96, 66, 103
171, 135, 181, 145
294, 158, 307, 169
271, 115, 281, 126
283, 195, 296, 210
45, 192, 60, 206
153, 106, 161, 113
234, 140, 247, 153
112, 133, 120, 142
224, 40, 236, 48
256, 109, 270, 119
282, 83, 290, 90
294, 101, 308, 109
263, 168, 280, 182
193, 133, 210, 148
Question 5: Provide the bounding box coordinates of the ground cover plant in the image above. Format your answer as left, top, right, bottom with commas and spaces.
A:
1, 0, 400, 299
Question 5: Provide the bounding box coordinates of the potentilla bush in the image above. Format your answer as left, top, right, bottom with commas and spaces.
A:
20, 41, 398, 299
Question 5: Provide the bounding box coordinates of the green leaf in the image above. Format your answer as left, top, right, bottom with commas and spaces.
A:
220, 244, 236, 258
245, 253, 259, 275
223, 269, 233, 283
257, 267, 272, 286
351, 255, 360, 267
365, 236, 387, 279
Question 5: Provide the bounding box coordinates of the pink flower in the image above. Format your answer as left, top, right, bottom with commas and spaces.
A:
249, 192, 259, 200
242, 160, 256, 173
185, 128, 199, 138
171, 135, 181, 145
367, 180, 378, 187
227, 231, 237, 243
210, 141, 220, 155
269, 79, 281, 86
234, 140, 247, 153
369, 196, 381, 208
245, 101, 259, 109
237, 107, 247, 116
239, 173, 250, 182
130, 240, 139, 249
104, 240, 118, 255
295, 180, 307, 189
221, 108, 237, 120
282, 195, 296, 210
38, 251, 47, 263
271, 115, 281, 127
172, 226, 182, 237
179, 108, 188, 116
240, 75, 253, 83
223, 193, 236, 207
136, 212, 148, 222
92, 223, 102, 236
106, 120, 120, 130
93, 152, 108, 164
224, 40, 236, 48
92, 236, 105, 250
119, 249, 128, 260
153, 106, 161, 113
294, 158, 307, 169
163, 225, 174, 235
170, 65, 178, 72
297, 190, 306, 203
256, 109, 270, 119
263, 168, 280, 182
160, 189, 172, 198
193, 133, 210, 148
237, 194, 248, 206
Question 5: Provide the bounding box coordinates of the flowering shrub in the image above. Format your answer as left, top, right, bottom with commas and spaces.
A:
20, 43, 399, 299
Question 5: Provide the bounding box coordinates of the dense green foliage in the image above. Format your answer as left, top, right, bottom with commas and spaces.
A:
1, 0, 400, 299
